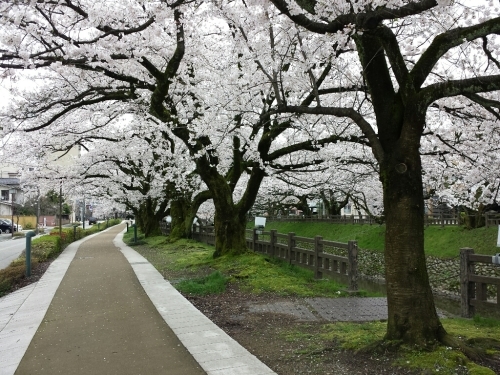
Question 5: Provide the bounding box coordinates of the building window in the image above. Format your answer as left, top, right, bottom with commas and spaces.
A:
1, 190, 8, 201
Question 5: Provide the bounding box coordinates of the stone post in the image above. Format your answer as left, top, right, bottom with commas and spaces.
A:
287, 232, 295, 264
270, 229, 277, 258
348, 240, 358, 291
253, 228, 258, 252
460, 247, 475, 318
314, 235, 323, 279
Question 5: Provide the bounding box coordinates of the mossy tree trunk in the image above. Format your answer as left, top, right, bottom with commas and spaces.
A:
185, 136, 266, 258
202, 165, 263, 258
136, 196, 166, 237
169, 190, 211, 241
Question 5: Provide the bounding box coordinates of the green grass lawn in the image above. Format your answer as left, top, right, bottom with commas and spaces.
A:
251, 221, 500, 258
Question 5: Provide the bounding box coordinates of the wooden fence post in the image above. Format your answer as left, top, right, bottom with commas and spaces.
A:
270, 229, 277, 258
287, 232, 295, 264
460, 247, 475, 318
348, 240, 358, 291
440, 212, 444, 227
253, 228, 258, 252
314, 235, 323, 279
485, 212, 489, 228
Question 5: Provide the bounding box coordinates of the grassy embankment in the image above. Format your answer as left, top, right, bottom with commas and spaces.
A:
123, 223, 500, 375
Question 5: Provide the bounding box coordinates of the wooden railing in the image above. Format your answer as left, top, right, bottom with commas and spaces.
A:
189, 225, 359, 291
484, 213, 500, 228
460, 248, 500, 317
246, 228, 358, 291
192, 225, 215, 245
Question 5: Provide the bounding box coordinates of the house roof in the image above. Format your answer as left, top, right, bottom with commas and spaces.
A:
0, 178, 20, 187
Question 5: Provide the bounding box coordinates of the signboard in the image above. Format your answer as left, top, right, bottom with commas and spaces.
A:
254, 216, 266, 228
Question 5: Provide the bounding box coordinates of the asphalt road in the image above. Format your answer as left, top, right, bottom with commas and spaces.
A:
0, 236, 25, 269
0, 223, 104, 270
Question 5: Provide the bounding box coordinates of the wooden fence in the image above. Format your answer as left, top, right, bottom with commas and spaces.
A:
247, 228, 358, 291
162, 222, 500, 313
189, 225, 358, 291
425, 213, 500, 227
192, 225, 215, 245
460, 248, 500, 317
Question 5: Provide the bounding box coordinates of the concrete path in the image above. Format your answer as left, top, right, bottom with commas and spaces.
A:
0, 224, 275, 375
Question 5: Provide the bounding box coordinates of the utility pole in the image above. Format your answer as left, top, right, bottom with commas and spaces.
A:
9, 189, 16, 237
36, 187, 40, 234
59, 181, 62, 237
82, 196, 85, 230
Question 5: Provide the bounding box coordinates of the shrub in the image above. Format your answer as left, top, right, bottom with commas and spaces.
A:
32, 236, 62, 261
24, 222, 34, 229
0, 264, 26, 297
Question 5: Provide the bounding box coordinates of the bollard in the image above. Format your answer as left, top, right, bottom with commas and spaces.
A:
25, 231, 36, 277
97, 222, 100, 230
73, 224, 78, 241
132, 223, 137, 243
126, 222, 129, 232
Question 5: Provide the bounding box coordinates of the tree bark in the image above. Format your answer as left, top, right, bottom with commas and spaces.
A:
194, 145, 264, 257
353, 31, 447, 346
169, 198, 190, 240
169, 190, 211, 241
213, 208, 248, 258
381, 124, 446, 346
136, 197, 162, 237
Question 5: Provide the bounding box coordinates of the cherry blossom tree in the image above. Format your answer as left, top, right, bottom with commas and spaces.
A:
261, 0, 500, 346
0, 0, 361, 257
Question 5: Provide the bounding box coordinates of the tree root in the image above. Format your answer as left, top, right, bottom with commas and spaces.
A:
358, 333, 490, 364
439, 331, 484, 363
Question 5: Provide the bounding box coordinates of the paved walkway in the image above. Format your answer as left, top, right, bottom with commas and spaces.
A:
0, 224, 275, 375
247, 297, 389, 322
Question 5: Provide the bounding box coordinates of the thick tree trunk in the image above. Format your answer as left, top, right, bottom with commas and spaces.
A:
169, 197, 196, 240
381, 139, 446, 346
195, 155, 263, 258
213, 208, 248, 258
137, 197, 161, 237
